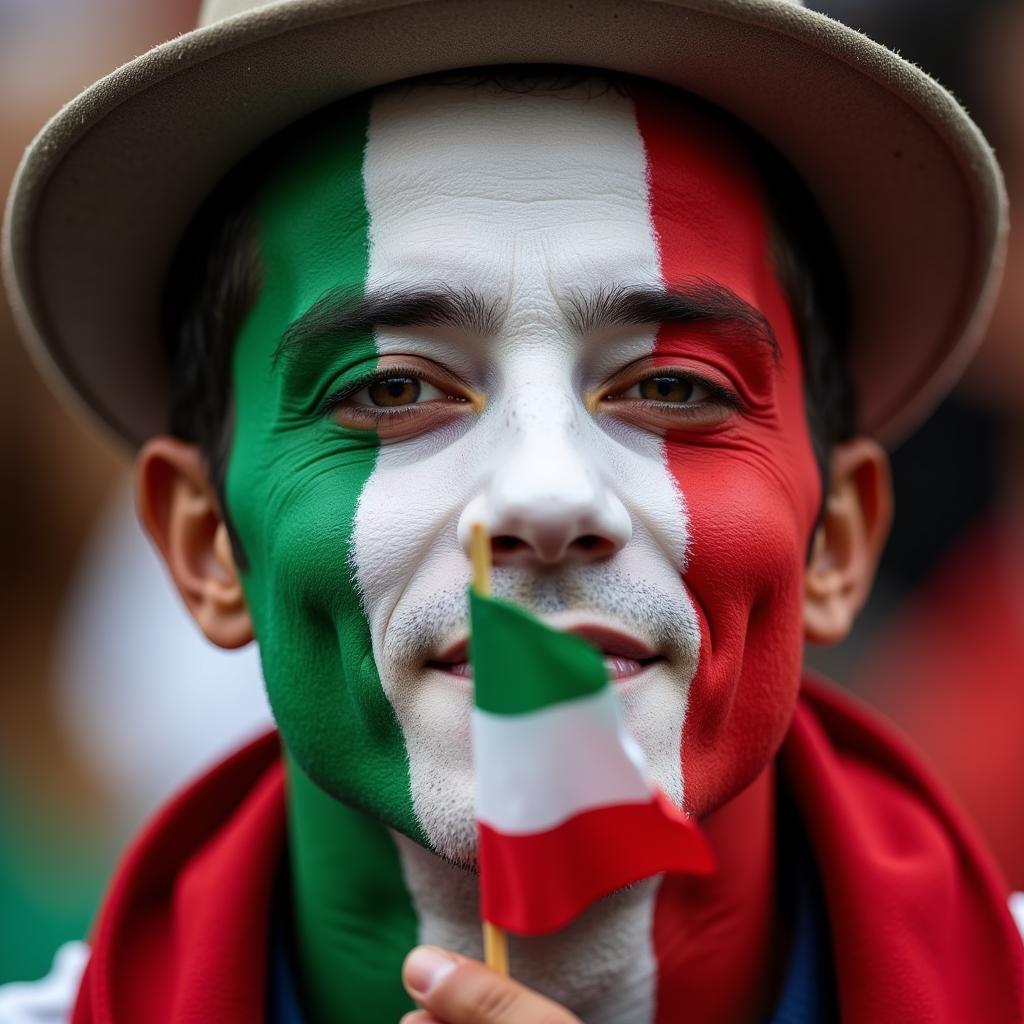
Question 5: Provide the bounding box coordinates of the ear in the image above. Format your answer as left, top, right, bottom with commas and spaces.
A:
135, 436, 253, 649
803, 438, 892, 645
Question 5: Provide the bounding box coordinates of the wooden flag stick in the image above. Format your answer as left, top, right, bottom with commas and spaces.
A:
483, 919, 510, 977
470, 522, 509, 976
470, 521, 492, 597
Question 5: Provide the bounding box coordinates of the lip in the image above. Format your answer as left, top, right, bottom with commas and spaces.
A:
428, 622, 661, 681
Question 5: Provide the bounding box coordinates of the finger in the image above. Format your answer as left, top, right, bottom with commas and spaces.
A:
402, 946, 582, 1024
400, 1012, 440, 1023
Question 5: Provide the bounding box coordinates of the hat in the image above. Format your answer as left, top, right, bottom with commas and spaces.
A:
2, 0, 1007, 448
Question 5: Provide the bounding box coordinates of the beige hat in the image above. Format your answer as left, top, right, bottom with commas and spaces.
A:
2, 0, 1007, 449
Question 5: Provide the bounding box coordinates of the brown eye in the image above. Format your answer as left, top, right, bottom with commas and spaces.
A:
638, 375, 695, 403
598, 366, 739, 432
326, 359, 478, 439
368, 377, 421, 406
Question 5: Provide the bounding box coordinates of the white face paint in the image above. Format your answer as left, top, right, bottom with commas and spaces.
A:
350, 82, 701, 866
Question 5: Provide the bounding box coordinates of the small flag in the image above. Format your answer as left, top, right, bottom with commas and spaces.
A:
469, 590, 715, 937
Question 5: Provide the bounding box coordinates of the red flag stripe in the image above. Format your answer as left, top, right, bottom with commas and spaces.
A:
478, 789, 713, 936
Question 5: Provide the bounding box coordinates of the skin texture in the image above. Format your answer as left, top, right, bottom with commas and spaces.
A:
136, 75, 892, 1024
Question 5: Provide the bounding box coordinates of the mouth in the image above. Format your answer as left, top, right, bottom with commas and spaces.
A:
427, 624, 663, 682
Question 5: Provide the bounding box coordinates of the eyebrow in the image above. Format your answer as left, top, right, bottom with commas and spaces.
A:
273, 284, 503, 366
564, 281, 779, 361
273, 279, 778, 366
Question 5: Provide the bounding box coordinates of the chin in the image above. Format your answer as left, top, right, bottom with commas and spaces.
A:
406, 757, 481, 869
393, 669, 480, 866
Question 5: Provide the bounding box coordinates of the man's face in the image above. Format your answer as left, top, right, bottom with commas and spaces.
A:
226, 77, 820, 864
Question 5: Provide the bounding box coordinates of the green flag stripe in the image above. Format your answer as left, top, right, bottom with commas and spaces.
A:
469, 591, 608, 716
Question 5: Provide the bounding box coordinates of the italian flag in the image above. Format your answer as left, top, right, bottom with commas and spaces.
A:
470, 590, 715, 936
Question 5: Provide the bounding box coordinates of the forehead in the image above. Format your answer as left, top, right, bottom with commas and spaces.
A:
364, 82, 655, 289
255, 77, 775, 309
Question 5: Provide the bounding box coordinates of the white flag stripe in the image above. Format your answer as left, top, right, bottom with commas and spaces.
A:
473, 687, 655, 835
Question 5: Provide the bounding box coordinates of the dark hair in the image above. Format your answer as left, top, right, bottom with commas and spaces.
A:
163, 70, 854, 563
753, 134, 855, 488
165, 173, 261, 567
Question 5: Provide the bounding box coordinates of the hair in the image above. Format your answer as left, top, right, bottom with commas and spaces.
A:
163, 68, 855, 566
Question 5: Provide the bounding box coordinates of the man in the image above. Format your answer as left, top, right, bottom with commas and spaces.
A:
2, 1, 1022, 1022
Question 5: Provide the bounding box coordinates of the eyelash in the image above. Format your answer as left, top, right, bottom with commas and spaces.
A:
319, 364, 460, 418
604, 370, 744, 411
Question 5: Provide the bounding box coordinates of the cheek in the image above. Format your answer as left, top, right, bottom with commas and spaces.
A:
233, 437, 377, 609
668, 446, 810, 814
238, 450, 372, 680
664, 364, 820, 816
350, 414, 486, 668
227, 431, 383, 759
231, 445, 425, 835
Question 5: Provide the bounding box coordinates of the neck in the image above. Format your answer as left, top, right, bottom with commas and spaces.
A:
652, 764, 785, 1022
286, 754, 419, 1024
287, 755, 782, 1024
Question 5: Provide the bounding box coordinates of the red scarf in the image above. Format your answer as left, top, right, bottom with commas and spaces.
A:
72, 678, 1024, 1023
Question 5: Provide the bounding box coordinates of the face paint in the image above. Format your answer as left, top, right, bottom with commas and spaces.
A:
225, 76, 818, 1019
626, 90, 820, 1022
352, 82, 698, 871
227, 95, 423, 837
634, 87, 822, 817
226, 97, 426, 1014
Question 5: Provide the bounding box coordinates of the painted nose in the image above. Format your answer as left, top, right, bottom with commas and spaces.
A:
459, 431, 632, 567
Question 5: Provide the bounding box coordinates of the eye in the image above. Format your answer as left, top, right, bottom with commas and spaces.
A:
598, 365, 741, 431
627, 374, 711, 404
322, 359, 477, 439
351, 376, 446, 407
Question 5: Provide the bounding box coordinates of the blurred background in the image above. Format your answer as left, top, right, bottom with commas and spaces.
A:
0, 0, 1020, 985
804, 0, 1024, 890
0, 0, 273, 982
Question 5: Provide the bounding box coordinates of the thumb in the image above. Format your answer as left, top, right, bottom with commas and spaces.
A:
401, 945, 582, 1024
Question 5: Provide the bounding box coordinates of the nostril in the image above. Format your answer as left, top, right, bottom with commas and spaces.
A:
571, 534, 616, 558
490, 532, 617, 563
493, 535, 527, 552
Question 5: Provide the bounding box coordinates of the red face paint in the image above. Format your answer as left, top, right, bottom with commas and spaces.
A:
634, 87, 822, 816
630, 86, 823, 1023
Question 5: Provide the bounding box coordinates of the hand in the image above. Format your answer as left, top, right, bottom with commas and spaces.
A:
400, 945, 583, 1024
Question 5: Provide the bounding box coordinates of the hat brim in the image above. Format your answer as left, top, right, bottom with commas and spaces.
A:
2, 0, 1007, 448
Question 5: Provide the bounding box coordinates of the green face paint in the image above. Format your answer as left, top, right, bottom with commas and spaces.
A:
225, 98, 422, 1019
226, 96, 420, 839
286, 754, 417, 1022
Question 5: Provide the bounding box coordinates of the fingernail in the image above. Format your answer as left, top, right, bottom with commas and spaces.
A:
405, 946, 457, 996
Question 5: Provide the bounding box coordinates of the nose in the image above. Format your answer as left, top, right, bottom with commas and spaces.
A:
458, 422, 631, 567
